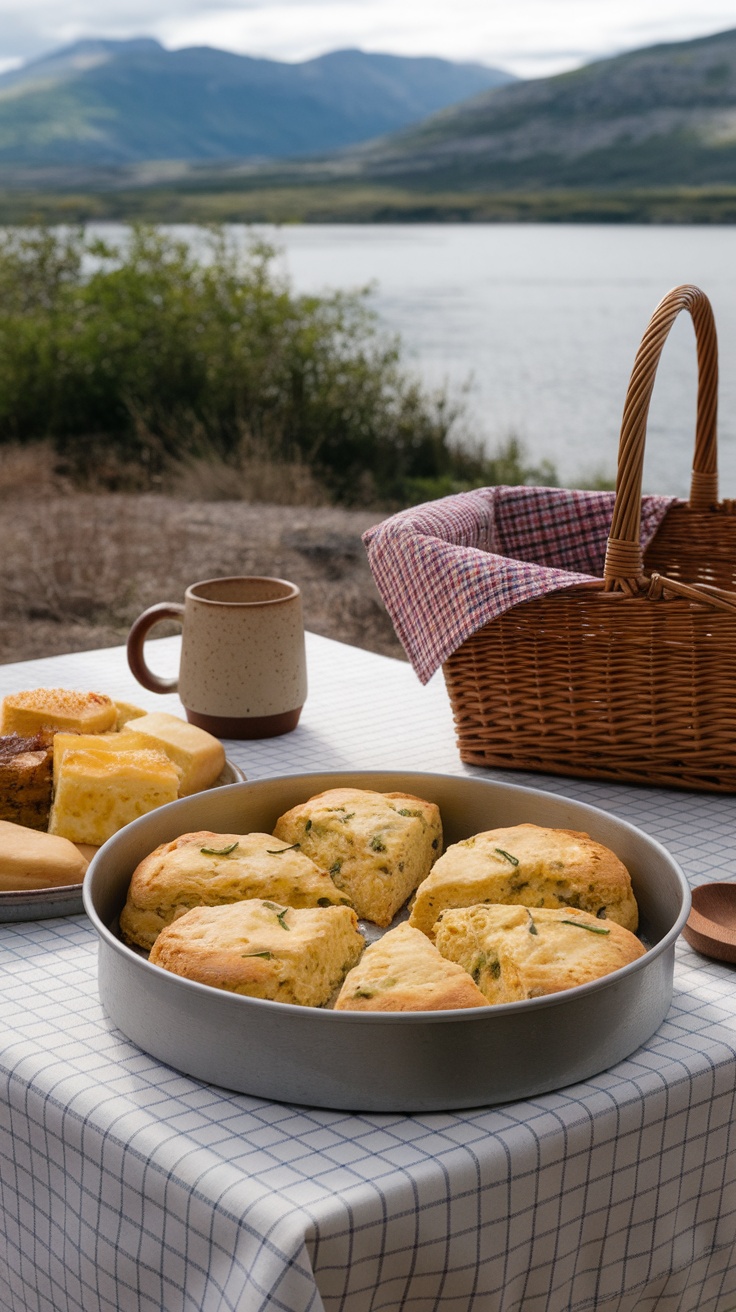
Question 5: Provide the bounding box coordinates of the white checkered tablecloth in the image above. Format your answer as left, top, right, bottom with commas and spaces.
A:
2, 633, 736, 1312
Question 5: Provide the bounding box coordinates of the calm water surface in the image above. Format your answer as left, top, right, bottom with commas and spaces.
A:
257, 223, 736, 497
97, 222, 736, 496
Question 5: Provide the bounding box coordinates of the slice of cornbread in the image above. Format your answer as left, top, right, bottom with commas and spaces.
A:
119, 829, 352, 950
334, 922, 488, 1011
52, 732, 142, 785
409, 824, 638, 937
0, 732, 53, 830
149, 899, 365, 1007
273, 788, 442, 928
114, 700, 147, 730
0, 819, 88, 890
1, 688, 117, 736
48, 747, 179, 846
434, 904, 645, 1004
118, 712, 225, 795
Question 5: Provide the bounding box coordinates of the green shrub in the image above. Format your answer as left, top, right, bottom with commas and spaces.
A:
0, 224, 556, 504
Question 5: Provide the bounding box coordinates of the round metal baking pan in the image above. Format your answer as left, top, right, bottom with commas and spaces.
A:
0, 758, 244, 923
84, 771, 690, 1111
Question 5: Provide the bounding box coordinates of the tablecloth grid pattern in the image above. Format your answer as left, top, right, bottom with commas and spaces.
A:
1, 635, 736, 1312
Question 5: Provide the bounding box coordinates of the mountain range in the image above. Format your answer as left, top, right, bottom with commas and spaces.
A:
0, 38, 513, 165
337, 25, 736, 191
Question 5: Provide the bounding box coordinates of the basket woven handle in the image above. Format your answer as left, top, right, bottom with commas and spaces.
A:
603, 284, 718, 592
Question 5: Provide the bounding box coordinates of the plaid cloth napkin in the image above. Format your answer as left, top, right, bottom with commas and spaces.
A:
363, 486, 676, 684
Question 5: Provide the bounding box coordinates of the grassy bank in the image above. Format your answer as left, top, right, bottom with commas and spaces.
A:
0, 223, 556, 506
3, 184, 736, 226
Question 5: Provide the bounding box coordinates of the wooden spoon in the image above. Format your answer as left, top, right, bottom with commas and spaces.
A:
682, 883, 736, 964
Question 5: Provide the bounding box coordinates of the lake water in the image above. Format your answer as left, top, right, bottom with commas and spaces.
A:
94, 221, 736, 497
254, 223, 736, 497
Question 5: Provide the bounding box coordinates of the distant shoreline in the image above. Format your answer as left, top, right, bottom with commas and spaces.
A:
3, 184, 736, 226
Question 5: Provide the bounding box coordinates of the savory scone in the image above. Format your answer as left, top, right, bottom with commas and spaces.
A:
0, 819, 88, 890
48, 747, 180, 845
149, 899, 365, 1007
273, 787, 442, 928
434, 904, 645, 1004
0, 732, 53, 830
120, 829, 352, 950
409, 824, 638, 937
334, 922, 488, 1011
0, 688, 117, 736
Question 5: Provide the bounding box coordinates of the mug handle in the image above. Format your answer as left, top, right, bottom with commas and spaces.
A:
126, 602, 185, 694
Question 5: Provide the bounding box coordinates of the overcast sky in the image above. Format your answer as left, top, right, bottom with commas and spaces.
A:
1, 0, 735, 79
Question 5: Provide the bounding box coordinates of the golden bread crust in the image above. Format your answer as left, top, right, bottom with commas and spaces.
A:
273, 787, 442, 927
434, 904, 645, 1004
149, 899, 364, 1006
409, 823, 638, 936
119, 829, 350, 950
334, 921, 488, 1011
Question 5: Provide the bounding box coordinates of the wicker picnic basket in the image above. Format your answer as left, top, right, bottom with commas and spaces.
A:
443, 284, 736, 792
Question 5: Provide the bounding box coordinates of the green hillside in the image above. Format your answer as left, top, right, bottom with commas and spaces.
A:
343, 26, 736, 190
0, 39, 513, 165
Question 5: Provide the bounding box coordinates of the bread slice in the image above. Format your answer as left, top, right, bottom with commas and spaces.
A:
0, 732, 53, 830
119, 829, 352, 950
149, 900, 365, 1007
1, 688, 117, 736
334, 922, 488, 1011
52, 732, 148, 785
409, 823, 638, 937
48, 747, 179, 845
273, 788, 442, 928
0, 819, 88, 890
434, 904, 645, 1004
113, 700, 147, 730
118, 712, 225, 795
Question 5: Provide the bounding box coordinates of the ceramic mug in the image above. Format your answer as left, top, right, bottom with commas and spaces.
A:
126, 576, 307, 738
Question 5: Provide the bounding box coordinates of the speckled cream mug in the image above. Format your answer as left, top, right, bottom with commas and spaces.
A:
126, 576, 307, 738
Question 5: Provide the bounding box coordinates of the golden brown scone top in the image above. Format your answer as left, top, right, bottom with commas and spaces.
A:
335, 921, 488, 1011
149, 899, 364, 1007
434, 903, 645, 1004
273, 787, 442, 928
119, 828, 350, 950
409, 823, 638, 936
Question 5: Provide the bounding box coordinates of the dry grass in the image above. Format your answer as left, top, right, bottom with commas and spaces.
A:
0, 483, 404, 666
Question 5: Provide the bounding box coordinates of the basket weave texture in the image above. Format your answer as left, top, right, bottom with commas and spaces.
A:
366, 285, 736, 793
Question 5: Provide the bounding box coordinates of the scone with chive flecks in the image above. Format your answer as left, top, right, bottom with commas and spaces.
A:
334, 922, 488, 1011
149, 899, 365, 1007
119, 829, 352, 951
434, 904, 645, 1004
273, 788, 442, 928
409, 824, 638, 937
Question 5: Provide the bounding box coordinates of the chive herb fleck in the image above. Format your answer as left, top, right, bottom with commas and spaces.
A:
260, 900, 290, 929
526, 910, 538, 935
561, 919, 611, 935
266, 843, 301, 854
494, 848, 519, 866
244, 951, 274, 959
200, 841, 239, 857
370, 835, 387, 852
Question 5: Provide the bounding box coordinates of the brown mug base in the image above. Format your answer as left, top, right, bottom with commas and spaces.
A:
185, 706, 302, 739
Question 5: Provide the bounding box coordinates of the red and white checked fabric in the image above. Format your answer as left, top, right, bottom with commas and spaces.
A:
363, 486, 676, 684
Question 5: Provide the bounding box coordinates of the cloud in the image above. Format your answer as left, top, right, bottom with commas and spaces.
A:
0, 0, 735, 75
